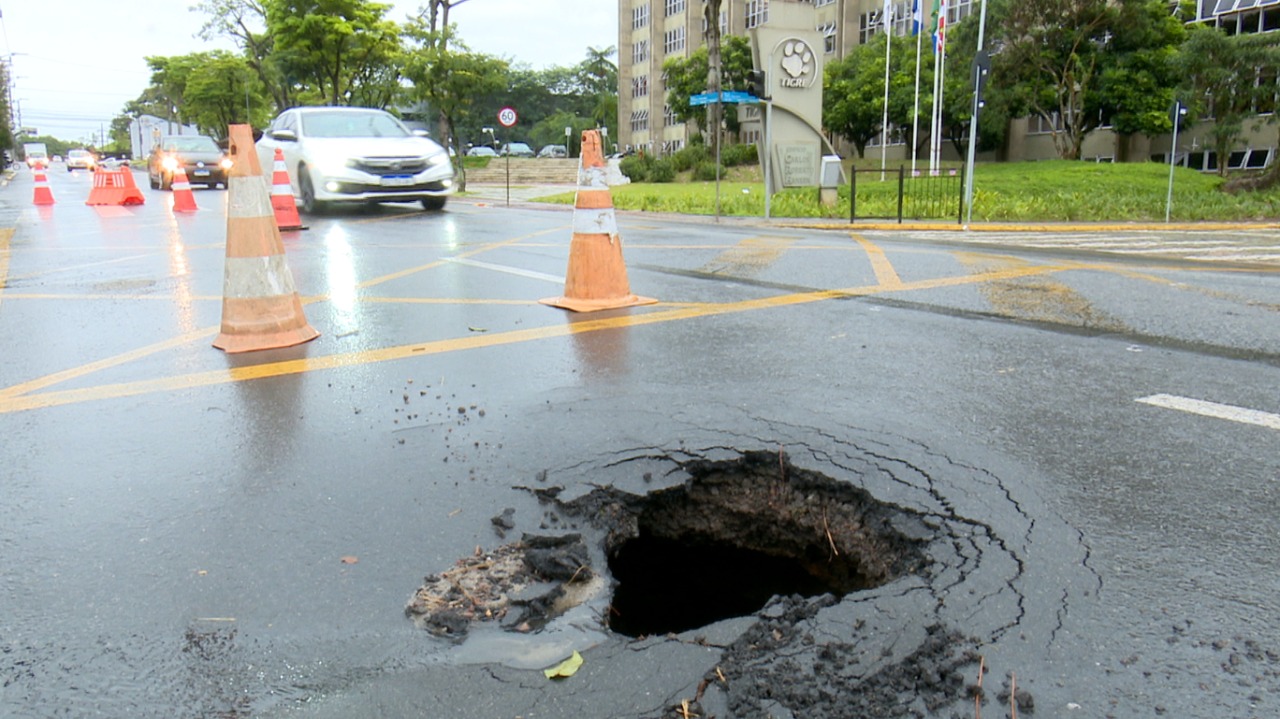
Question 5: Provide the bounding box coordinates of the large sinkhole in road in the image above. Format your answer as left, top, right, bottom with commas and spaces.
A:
596, 451, 933, 638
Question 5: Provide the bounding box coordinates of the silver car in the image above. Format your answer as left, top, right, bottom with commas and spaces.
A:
256, 107, 455, 212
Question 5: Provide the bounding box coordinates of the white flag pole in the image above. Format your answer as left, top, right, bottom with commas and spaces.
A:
880, 1, 893, 181
911, 0, 923, 175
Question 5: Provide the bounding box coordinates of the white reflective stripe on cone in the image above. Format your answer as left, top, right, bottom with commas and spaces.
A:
572, 206, 618, 236
577, 165, 608, 191
272, 183, 292, 194
222, 255, 298, 299
228, 176, 274, 219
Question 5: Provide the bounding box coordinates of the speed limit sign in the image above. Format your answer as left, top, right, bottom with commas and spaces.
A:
497, 106, 518, 128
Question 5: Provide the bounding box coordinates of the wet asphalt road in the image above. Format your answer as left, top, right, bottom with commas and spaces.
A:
1, 166, 1279, 718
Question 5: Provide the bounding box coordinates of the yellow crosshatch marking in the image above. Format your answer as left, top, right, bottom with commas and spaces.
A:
4, 221, 1241, 415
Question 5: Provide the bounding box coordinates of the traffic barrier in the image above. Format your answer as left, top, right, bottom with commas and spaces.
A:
85, 167, 145, 206
269, 148, 305, 231
540, 129, 656, 313
170, 166, 198, 212
212, 124, 319, 354
32, 164, 55, 206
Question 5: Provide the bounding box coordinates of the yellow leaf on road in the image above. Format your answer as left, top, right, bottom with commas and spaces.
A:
543, 650, 584, 680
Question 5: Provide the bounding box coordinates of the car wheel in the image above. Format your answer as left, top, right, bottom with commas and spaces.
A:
149, 173, 159, 189
299, 167, 327, 214
421, 196, 447, 211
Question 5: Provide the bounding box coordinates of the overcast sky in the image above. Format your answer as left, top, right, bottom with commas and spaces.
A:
2, 1, 618, 144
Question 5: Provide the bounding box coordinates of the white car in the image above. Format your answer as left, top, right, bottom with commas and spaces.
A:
256, 107, 455, 212
66, 149, 96, 171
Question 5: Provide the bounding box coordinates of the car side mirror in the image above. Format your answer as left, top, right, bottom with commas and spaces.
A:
270, 129, 297, 142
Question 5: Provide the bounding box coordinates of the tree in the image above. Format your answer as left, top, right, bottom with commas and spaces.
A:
704, 0, 724, 157
664, 36, 754, 137
182, 52, 272, 135
264, 0, 403, 107
1094, 0, 1186, 159
1179, 25, 1280, 177
577, 46, 619, 137
994, 0, 1114, 159
824, 35, 910, 159
401, 23, 508, 189
196, 0, 295, 113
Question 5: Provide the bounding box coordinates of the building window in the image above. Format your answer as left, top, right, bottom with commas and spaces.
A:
746, 0, 769, 29
819, 21, 837, 53
664, 104, 678, 127
633, 40, 649, 64
632, 2, 649, 29
664, 26, 686, 54
816, 0, 835, 6
1028, 113, 1063, 135
664, 0, 685, 17
630, 110, 650, 133
632, 75, 649, 98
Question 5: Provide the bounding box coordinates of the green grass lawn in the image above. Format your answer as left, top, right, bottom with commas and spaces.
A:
530, 160, 1280, 223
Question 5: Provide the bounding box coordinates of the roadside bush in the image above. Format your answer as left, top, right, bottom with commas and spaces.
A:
648, 158, 677, 183
619, 155, 651, 182
721, 143, 760, 167
692, 161, 727, 181
672, 145, 711, 172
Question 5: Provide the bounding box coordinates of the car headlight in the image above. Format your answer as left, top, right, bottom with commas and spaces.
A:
308, 151, 357, 177
426, 151, 450, 168
161, 156, 178, 172
219, 158, 233, 170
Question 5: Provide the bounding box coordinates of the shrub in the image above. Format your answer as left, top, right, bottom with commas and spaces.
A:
692, 161, 727, 182
619, 155, 651, 182
648, 158, 677, 183
721, 143, 760, 167
672, 145, 711, 172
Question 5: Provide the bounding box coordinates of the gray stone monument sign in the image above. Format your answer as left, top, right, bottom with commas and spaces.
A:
750, 1, 843, 193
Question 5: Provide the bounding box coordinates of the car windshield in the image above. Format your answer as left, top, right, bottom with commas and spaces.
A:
301, 111, 410, 139
162, 137, 219, 152
69, 150, 90, 158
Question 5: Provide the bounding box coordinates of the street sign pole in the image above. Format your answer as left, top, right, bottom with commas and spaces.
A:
498, 106, 518, 206
1166, 100, 1185, 223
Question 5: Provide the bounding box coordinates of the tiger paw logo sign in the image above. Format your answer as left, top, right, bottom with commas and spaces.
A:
778, 40, 816, 88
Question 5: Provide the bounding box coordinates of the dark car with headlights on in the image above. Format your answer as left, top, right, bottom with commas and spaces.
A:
148, 135, 231, 189
255, 107, 455, 212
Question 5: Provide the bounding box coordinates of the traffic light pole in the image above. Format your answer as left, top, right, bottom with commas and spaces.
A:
962, 0, 989, 229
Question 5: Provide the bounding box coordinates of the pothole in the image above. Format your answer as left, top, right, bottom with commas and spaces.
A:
559, 450, 934, 637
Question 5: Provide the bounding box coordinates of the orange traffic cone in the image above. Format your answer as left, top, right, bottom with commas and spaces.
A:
213, 124, 320, 354
540, 129, 656, 312
171, 165, 198, 212
86, 166, 144, 206
269, 148, 305, 231
32, 163, 55, 206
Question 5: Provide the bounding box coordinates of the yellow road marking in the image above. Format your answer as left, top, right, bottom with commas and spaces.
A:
0, 227, 568, 401
852, 234, 903, 289
0, 262, 1069, 414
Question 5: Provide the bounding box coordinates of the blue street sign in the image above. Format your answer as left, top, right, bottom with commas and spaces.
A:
689, 91, 761, 106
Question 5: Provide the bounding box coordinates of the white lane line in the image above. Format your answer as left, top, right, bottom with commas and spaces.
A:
1137, 394, 1280, 431
445, 257, 565, 284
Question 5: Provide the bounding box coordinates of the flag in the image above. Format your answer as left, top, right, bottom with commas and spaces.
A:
883, 0, 894, 33
911, 0, 923, 36
932, 0, 947, 54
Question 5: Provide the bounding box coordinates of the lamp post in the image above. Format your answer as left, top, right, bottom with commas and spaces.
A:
1165, 100, 1186, 223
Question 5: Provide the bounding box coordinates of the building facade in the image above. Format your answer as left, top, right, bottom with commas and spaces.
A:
617, 0, 1277, 171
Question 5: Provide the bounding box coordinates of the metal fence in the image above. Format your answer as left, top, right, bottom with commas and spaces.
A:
849, 165, 965, 224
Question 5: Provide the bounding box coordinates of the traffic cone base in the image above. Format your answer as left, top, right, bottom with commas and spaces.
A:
32, 165, 55, 206
171, 167, 198, 212
86, 168, 145, 206
540, 129, 656, 313
213, 124, 319, 353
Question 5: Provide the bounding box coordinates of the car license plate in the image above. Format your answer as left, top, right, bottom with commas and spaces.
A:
193, 169, 210, 177
381, 175, 413, 187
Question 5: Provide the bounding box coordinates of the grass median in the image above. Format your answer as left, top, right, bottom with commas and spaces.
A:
529, 160, 1280, 223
